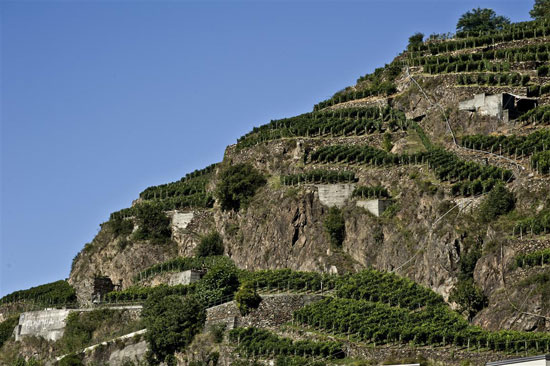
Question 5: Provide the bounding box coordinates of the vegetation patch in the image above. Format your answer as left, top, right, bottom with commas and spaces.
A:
216, 163, 266, 212
0, 280, 76, 307
60, 309, 143, 354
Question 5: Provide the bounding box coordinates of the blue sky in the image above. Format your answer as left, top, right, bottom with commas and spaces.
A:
0, 0, 533, 296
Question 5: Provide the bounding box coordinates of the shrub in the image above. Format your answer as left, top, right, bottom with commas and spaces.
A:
132, 202, 172, 244
216, 164, 266, 211
0, 315, 19, 347
478, 183, 515, 222
196, 257, 240, 302
195, 232, 224, 257
449, 279, 487, 321
234, 282, 262, 316
142, 294, 206, 364
323, 207, 345, 247
109, 215, 134, 237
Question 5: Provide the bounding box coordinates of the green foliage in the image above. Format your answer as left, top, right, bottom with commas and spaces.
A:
451, 178, 498, 197
314, 82, 397, 111
409, 20, 550, 54
0, 280, 76, 307
310, 145, 513, 185
195, 257, 240, 301
527, 83, 550, 97
216, 164, 266, 211
514, 248, 550, 268
281, 170, 357, 185
456, 8, 510, 33
0, 315, 19, 348
382, 132, 393, 152
139, 164, 217, 201
104, 283, 196, 303
408, 33, 424, 50
61, 309, 142, 353
530, 0, 550, 20
234, 282, 262, 316
142, 294, 206, 364
519, 106, 550, 125
295, 298, 467, 345
195, 232, 224, 258
478, 183, 515, 222
532, 150, 550, 174
352, 185, 390, 199
456, 72, 530, 87
408, 43, 550, 67
538, 64, 550, 76
242, 268, 338, 292
425, 60, 511, 74
229, 327, 344, 359
514, 209, 550, 236
336, 270, 444, 309
58, 355, 84, 366
324, 207, 345, 247
132, 202, 172, 243
449, 279, 487, 321
460, 129, 550, 157
133, 255, 225, 283
109, 215, 134, 237
294, 296, 550, 352
237, 106, 407, 149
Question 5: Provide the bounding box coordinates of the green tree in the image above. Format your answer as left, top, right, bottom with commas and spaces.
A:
323, 207, 345, 247
478, 183, 515, 222
456, 8, 510, 33
142, 294, 206, 364
133, 202, 171, 243
530, 0, 550, 19
196, 257, 240, 301
216, 163, 266, 211
234, 282, 262, 316
195, 231, 224, 257
407, 32, 424, 50
449, 279, 487, 321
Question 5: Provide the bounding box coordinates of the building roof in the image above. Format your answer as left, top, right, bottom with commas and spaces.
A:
487, 355, 550, 366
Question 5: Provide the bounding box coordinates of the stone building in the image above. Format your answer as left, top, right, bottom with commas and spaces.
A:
459, 93, 537, 122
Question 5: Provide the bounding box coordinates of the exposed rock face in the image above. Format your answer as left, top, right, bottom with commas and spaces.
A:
69, 226, 178, 303
108, 340, 148, 366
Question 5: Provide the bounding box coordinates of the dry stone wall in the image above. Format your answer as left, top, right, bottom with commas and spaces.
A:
205, 293, 324, 331
316, 184, 356, 208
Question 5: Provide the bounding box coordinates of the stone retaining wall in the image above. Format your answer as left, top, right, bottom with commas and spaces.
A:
205, 293, 324, 331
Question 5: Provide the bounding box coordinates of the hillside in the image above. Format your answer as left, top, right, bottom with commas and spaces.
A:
2, 9, 550, 366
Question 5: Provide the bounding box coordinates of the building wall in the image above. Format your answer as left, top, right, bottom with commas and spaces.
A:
356, 199, 392, 217
15, 308, 72, 342
316, 184, 356, 207
169, 211, 195, 230
15, 306, 142, 342
168, 270, 202, 286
